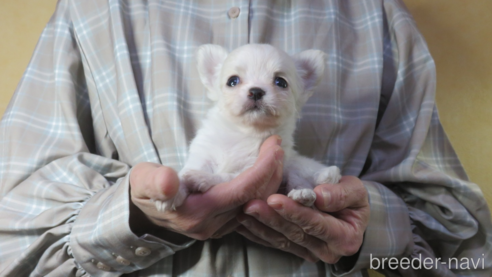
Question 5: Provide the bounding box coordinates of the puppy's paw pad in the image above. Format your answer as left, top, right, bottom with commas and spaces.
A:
181, 170, 214, 192
316, 166, 341, 185
288, 189, 317, 207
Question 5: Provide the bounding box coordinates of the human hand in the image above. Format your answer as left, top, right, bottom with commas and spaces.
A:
129, 135, 284, 241
236, 176, 369, 263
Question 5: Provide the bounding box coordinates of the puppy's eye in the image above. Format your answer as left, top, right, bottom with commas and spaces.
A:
227, 76, 240, 87
274, 77, 288, 88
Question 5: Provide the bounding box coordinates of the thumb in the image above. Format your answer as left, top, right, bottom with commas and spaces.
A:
313, 176, 368, 212
207, 135, 284, 210
130, 162, 180, 201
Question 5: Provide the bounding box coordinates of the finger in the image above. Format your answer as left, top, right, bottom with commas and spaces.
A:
314, 176, 368, 212
204, 135, 284, 210
267, 194, 344, 242
237, 214, 318, 263
243, 200, 335, 261
147, 203, 240, 241
211, 218, 241, 239
267, 194, 361, 258
231, 135, 284, 198
236, 225, 274, 248
130, 162, 180, 201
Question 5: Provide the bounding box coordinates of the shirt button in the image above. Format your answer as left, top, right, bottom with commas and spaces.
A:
116, 255, 131, 266
228, 7, 240, 19
135, 246, 151, 257
96, 262, 111, 271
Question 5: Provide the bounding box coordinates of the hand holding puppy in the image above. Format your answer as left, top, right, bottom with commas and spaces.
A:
129, 135, 284, 241
236, 176, 370, 264
156, 44, 341, 212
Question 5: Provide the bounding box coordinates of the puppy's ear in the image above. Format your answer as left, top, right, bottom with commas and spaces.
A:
293, 49, 326, 104
196, 44, 229, 101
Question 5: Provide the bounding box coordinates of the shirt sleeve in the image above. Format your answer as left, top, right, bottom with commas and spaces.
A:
0, 1, 193, 276
330, 0, 492, 276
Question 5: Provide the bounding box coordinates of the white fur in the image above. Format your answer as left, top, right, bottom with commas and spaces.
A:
154, 44, 341, 212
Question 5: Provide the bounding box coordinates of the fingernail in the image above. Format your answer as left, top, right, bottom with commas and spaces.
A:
275, 148, 284, 163
276, 160, 283, 179
237, 215, 252, 226
239, 219, 251, 227
268, 200, 283, 211
244, 209, 258, 218
276, 136, 282, 146
321, 188, 331, 207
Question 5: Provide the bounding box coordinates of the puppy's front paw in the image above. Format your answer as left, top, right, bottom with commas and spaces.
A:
152, 186, 188, 212
288, 188, 317, 207
181, 170, 219, 192
152, 199, 174, 212
316, 166, 341, 185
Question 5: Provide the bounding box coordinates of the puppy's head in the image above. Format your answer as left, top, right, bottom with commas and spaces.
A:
196, 44, 325, 130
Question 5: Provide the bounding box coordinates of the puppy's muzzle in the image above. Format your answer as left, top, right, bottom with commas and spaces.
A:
248, 87, 265, 101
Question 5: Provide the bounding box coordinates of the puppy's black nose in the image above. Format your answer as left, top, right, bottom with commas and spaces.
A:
248, 87, 265, 101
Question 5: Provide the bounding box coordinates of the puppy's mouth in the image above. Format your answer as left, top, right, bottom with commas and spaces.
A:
249, 103, 262, 111
242, 100, 275, 116
233, 100, 282, 129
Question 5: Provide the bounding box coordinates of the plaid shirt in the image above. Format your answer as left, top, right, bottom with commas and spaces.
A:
0, 0, 491, 276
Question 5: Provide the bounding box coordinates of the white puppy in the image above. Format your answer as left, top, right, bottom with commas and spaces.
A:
153, 44, 341, 212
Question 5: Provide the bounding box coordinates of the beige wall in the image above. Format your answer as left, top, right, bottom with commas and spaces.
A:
402, 0, 492, 209
0, 0, 58, 113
